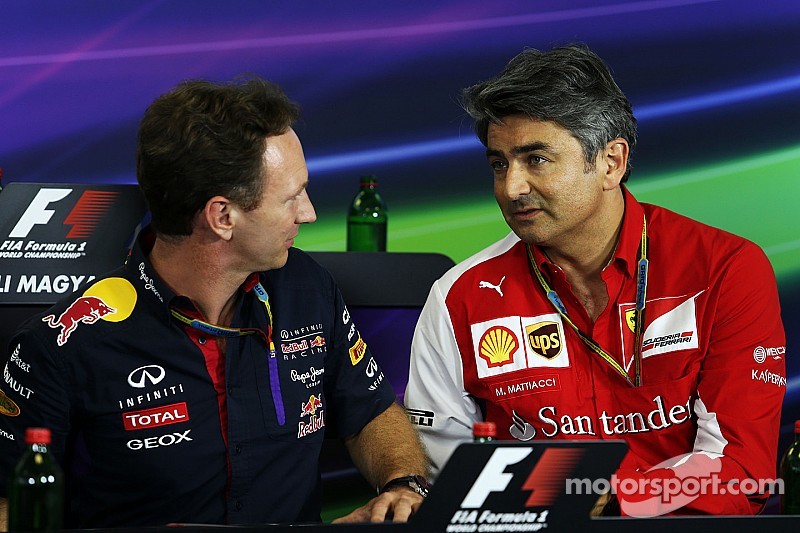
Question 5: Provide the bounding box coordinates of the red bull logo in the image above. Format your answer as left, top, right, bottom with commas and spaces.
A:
298, 394, 325, 438
310, 335, 326, 348
300, 394, 323, 417
42, 296, 116, 346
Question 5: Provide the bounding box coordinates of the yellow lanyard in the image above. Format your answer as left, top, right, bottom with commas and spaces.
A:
527, 218, 648, 387
169, 281, 286, 424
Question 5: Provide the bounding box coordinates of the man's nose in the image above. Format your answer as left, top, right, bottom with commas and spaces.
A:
504, 164, 532, 200
298, 191, 317, 224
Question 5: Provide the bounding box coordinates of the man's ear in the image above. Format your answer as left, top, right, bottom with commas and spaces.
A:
203, 196, 235, 241
602, 138, 629, 191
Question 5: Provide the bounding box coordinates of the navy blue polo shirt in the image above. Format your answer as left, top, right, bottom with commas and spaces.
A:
0, 235, 396, 527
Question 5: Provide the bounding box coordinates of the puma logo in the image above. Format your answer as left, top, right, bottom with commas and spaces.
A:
478, 276, 506, 297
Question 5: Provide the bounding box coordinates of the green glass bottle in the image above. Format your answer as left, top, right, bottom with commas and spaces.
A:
473, 421, 497, 443
8, 428, 64, 532
346, 175, 387, 252
781, 420, 800, 514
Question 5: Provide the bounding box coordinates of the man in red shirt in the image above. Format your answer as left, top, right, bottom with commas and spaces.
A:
405, 44, 786, 515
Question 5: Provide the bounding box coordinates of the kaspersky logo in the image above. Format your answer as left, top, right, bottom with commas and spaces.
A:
9, 188, 118, 239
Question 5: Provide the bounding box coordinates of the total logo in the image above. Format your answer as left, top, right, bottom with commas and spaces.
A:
123, 402, 189, 430
298, 395, 325, 438
42, 277, 137, 345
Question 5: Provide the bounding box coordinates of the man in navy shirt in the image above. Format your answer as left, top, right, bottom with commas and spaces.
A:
0, 77, 429, 528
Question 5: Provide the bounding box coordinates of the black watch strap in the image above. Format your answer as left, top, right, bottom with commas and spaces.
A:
379, 474, 430, 497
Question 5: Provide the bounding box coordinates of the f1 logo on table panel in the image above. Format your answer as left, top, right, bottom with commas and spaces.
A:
461, 446, 584, 508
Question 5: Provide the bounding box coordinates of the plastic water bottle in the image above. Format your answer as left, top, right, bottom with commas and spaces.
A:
781, 420, 800, 514
8, 428, 64, 532
473, 421, 497, 443
346, 175, 387, 252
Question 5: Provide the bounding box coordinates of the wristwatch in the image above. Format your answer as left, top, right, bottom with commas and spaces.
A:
379, 474, 430, 497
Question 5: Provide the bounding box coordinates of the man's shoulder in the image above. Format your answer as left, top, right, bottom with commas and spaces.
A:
644, 203, 758, 253
435, 232, 523, 295
15, 266, 140, 352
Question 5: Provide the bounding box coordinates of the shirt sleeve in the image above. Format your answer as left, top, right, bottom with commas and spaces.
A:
404, 279, 481, 478
689, 241, 786, 514
323, 286, 395, 439
0, 325, 72, 496
618, 241, 786, 515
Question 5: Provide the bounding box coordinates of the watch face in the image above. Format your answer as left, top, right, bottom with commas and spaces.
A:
381, 475, 430, 497
412, 475, 430, 496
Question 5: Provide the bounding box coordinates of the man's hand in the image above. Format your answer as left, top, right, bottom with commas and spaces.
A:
332, 487, 424, 523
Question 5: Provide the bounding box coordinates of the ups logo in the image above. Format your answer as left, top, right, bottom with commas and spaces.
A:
526, 322, 562, 359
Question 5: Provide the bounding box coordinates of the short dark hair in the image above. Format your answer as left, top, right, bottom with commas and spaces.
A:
462, 44, 637, 182
136, 77, 300, 236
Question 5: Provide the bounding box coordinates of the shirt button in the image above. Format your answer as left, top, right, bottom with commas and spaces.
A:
235, 443, 242, 454
235, 501, 243, 511
228, 387, 233, 396
198, 337, 206, 345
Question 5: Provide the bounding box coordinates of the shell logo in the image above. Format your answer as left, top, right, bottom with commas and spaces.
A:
479, 326, 518, 367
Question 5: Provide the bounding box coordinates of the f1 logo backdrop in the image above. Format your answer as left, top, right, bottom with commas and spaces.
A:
0, 183, 147, 304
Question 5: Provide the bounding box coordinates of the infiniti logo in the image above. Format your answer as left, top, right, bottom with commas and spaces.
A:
365, 357, 378, 378
128, 365, 166, 388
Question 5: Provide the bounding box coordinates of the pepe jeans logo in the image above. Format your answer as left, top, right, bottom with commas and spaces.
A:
138, 262, 163, 302
127, 365, 166, 388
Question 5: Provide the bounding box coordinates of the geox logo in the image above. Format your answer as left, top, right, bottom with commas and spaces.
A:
479, 326, 518, 368
525, 322, 562, 359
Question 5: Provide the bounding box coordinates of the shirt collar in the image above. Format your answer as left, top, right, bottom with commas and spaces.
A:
529, 186, 644, 278
124, 227, 266, 319
123, 226, 179, 318
614, 186, 645, 277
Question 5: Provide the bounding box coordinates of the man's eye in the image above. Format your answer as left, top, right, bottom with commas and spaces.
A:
529, 155, 547, 165
489, 160, 507, 171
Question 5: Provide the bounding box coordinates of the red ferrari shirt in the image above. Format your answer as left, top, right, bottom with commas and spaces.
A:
406, 189, 786, 514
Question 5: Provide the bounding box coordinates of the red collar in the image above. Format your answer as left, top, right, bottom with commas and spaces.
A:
529, 186, 644, 278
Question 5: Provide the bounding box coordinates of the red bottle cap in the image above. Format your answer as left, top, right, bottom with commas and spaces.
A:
795, 420, 800, 434
473, 421, 497, 439
25, 427, 51, 445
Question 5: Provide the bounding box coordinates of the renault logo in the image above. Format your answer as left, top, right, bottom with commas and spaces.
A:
127, 365, 166, 388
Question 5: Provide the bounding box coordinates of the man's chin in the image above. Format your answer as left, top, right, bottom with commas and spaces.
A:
263, 250, 290, 272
